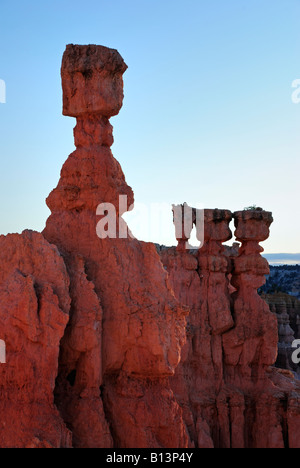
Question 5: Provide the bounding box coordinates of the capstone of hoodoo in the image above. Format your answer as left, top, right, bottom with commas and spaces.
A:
61, 44, 127, 118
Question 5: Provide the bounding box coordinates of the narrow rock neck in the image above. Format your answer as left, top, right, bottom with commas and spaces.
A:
74, 114, 114, 149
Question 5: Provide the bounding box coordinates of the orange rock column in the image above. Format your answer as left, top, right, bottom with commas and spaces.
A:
44, 44, 189, 448
160, 208, 234, 447
193, 209, 234, 447
223, 209, 278, 386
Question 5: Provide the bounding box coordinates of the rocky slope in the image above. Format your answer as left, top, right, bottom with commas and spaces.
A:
0, 44, 299, 448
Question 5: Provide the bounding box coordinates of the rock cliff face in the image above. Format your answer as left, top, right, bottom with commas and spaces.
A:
0, 44, 299, 448
0, 231, 72, 448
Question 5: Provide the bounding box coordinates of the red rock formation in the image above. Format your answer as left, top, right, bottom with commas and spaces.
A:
53, 255, 112, 448
160, 207, 300, 448
222, 209, 278, 384
0, 44, 299, 449
160, 209, 235, 447
43, 44, 188, 448
0, 231, 71, 448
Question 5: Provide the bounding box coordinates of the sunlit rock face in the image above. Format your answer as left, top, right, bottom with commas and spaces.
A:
0, 230, 72, 448
0, 45, 299, 449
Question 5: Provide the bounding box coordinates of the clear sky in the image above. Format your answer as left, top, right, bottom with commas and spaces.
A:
0, 0, 299, 252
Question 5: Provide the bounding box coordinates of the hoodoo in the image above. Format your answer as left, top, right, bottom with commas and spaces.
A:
43, 44, 188, 448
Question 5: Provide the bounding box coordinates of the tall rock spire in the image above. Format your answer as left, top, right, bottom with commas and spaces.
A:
43, 44, 189, 448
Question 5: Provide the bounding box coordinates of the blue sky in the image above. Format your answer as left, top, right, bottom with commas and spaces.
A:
0, 0, 299, 252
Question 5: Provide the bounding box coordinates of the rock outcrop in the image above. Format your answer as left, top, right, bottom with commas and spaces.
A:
159, 206, 300, 448
0, 44, 299, 448
0, 231, 72, 448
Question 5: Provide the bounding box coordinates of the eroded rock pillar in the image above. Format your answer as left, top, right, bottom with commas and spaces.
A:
223, 209, 278, 386
44, 44, 189, 448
